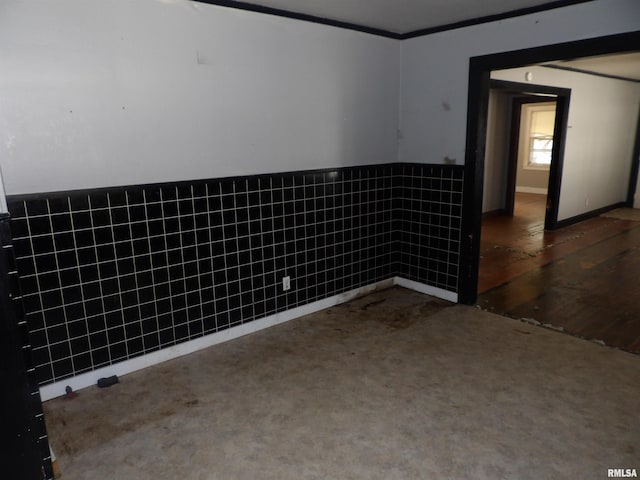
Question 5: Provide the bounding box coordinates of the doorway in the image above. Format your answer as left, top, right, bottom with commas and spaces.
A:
459, 31, 640, 305
479, 89, 565, 294
483, 80, 570, 231
466, 36, 640, 352
510, 99, 555, 243
510, 98, 555, 222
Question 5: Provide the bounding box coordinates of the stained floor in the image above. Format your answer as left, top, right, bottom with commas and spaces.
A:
44, 286, 639, 479
479, 193, 640, 353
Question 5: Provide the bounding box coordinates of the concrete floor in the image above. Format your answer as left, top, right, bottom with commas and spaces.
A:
44, 287, 639, 479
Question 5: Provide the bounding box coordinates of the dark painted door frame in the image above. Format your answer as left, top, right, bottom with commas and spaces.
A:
490, 80, 571, 229
629, 103, 640, 206
459, 30, 640, 305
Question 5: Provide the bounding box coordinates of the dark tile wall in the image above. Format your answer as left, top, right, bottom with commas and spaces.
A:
7, 163, 463, 387
1, 215, 53, 479
395, 164, 463, 291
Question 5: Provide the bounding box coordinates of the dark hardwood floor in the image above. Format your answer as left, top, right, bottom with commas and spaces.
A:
478, 193, 640, 353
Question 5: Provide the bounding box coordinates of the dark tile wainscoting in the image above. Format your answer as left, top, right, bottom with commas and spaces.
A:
395, 165, 462, 289
7, 163, 463, 387
1, 215, 53, 479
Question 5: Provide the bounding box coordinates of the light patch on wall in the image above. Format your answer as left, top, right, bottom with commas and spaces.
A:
5, 134, 16, 152
195, 50, 211, 65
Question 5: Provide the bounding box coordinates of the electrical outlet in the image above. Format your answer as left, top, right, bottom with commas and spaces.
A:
282, 276, 291, 291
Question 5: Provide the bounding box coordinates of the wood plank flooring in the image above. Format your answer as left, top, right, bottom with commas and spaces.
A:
478, 193, 640, 353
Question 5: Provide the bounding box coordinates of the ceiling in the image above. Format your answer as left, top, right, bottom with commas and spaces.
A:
547, 52, 640, 82
212, 0, 592, 35
209, 0, 639, 82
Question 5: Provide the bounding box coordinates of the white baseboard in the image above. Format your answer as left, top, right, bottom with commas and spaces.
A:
39, 276, 455, 401
394, 277, 458, 302
515, 186, 547, 195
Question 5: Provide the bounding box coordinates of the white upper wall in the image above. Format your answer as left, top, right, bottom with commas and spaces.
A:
492, 66, 640, 220
399, 0, 640, 166
0, 0, 400, 195
2, 0, 639, 198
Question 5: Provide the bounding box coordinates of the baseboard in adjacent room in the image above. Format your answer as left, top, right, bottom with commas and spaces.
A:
556, 202, 627, 229
515, 186, 548, 195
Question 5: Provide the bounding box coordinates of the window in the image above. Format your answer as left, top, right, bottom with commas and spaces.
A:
520, 102, 556, 169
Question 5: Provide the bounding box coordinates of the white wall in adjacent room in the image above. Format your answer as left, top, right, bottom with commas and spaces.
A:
0, 0, 400, 195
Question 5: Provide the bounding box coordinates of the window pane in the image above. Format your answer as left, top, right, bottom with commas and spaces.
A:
530, 137, 553, 165
528, 108, 555, 166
